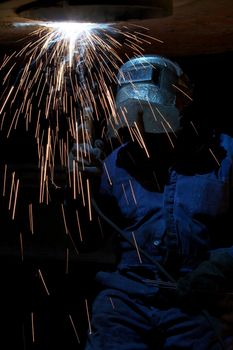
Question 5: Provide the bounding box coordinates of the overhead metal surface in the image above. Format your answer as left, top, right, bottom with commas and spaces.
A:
0, 0, 172, 23
15, 0, 172, 22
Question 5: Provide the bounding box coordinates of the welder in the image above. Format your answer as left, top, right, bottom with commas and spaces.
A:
70, 55, 233, 349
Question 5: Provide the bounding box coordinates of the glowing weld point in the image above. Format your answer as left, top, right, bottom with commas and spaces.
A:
43, 21, 108, 39
14, 21, 109, 40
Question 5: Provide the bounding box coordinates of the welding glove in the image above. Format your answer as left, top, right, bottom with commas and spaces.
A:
68, 108, 106, 176
176, 251, 233, 313
69, 139, 105, 176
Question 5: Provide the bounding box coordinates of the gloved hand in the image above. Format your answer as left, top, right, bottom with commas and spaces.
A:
69, 139, 105, 176
176, 251, 233, 312
69, 113, 106, 176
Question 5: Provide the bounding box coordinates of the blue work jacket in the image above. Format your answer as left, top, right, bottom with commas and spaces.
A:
98, 132, 233, 275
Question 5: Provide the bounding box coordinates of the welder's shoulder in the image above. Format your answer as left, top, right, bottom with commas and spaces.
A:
220, 133, 233, 156
104, 143, 127, 166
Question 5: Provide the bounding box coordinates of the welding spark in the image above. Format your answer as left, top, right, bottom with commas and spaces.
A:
19, 232, 24, 262
69, 314, 81, 343
85, 299, 92, 334
131, 231, 143, 264
31, 312, 35, 343
38, 268, 50, 296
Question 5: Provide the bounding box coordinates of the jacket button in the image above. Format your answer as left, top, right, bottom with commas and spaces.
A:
153, 240, 160, 246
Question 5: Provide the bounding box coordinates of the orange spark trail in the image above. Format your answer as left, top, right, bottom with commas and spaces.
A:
85, 299, 92, 334
38, 268, 50, 296
132, 231, 143, 264
69, 314, 81, 343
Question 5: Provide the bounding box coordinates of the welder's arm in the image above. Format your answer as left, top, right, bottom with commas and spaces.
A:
69, 140, 105, 176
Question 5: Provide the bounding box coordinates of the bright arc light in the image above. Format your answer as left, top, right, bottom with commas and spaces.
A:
42, 21, 109, 40
40, 21, 110, 67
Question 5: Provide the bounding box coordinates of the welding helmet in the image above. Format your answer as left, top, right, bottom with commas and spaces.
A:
108, 55, 193, 137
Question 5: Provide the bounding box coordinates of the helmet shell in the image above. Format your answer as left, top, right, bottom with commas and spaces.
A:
109, 55, 191, 137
